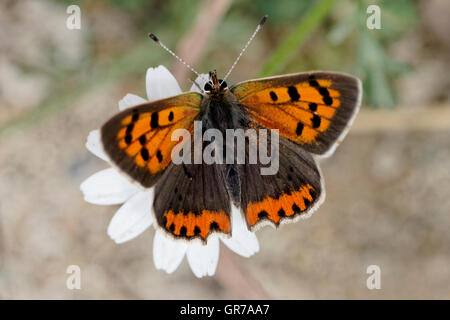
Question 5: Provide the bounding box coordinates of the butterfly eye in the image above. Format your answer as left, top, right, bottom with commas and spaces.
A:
219, 79, 228, 90
204, 82, 213, 91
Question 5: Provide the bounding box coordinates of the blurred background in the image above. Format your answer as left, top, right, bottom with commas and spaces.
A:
0, 0, 449, 299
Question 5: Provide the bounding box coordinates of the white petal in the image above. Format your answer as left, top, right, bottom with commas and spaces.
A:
85, 129, 109, 162
80, 168, 140, 205
107, 190, 154, 244
186, 236, 220, 278
221, 205, 259, 257
189, 74, 209, 93
146, 65, 182, 101
153, 230, 187, 274
118, 93, 147, 111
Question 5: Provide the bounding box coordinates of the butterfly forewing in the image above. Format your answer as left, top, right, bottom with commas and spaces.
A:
101, 92, 202, 188
231, 71, 362, 157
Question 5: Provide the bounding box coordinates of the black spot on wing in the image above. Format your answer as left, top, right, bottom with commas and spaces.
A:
140, 148, 149, 161
323, 96, 333, 106
312, 114, 321, 128
270, 91, 278, 101
318, 87, 333, 106
126, 123, 134, 135
156, 150, 163, 163
318, 87, 329, 97
150, 112, 159, 129
210, 222, 219, 231
288, 86, 300, 101
296, 122, 304, 136
138, 134, 146, 145
258, 210, 269, 219
304, 197, 311, 207
124, 118, 135, 145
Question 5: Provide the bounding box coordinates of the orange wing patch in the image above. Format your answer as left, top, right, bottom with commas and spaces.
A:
101, 92, 203, 188
245, 184, 317, 229
116, 106, 198, 174
163, 209, 231, 240
233, 75, 342, 145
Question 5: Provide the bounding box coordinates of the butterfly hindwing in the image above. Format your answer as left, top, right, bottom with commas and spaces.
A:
235, 134, 323, 231
231, 71, 362, 157
101, 92, 202, 188
153, 160, 231, 242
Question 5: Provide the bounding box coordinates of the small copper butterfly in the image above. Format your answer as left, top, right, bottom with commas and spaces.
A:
100, 16, 362, 242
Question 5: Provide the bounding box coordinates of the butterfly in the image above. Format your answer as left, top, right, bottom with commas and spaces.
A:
100, 16, 362, 243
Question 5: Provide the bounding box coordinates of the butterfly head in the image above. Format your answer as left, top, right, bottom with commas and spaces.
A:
204, 70, 228, 94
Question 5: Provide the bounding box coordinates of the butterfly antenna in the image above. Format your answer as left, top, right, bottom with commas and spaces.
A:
222, 15, 268, 82
188, 77, 204, 93
148, 33, 208, 82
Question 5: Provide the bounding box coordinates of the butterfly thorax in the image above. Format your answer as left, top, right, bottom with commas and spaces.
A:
201, 88, 246, 134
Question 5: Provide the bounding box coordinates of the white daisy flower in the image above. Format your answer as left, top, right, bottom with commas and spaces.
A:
80, 65, 259, 278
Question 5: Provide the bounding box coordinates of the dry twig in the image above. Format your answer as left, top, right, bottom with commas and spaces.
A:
172, 0, 231, 83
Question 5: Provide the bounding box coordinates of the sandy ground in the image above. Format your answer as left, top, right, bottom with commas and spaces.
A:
1, 0, 450, 300
0, 81, 449, 299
